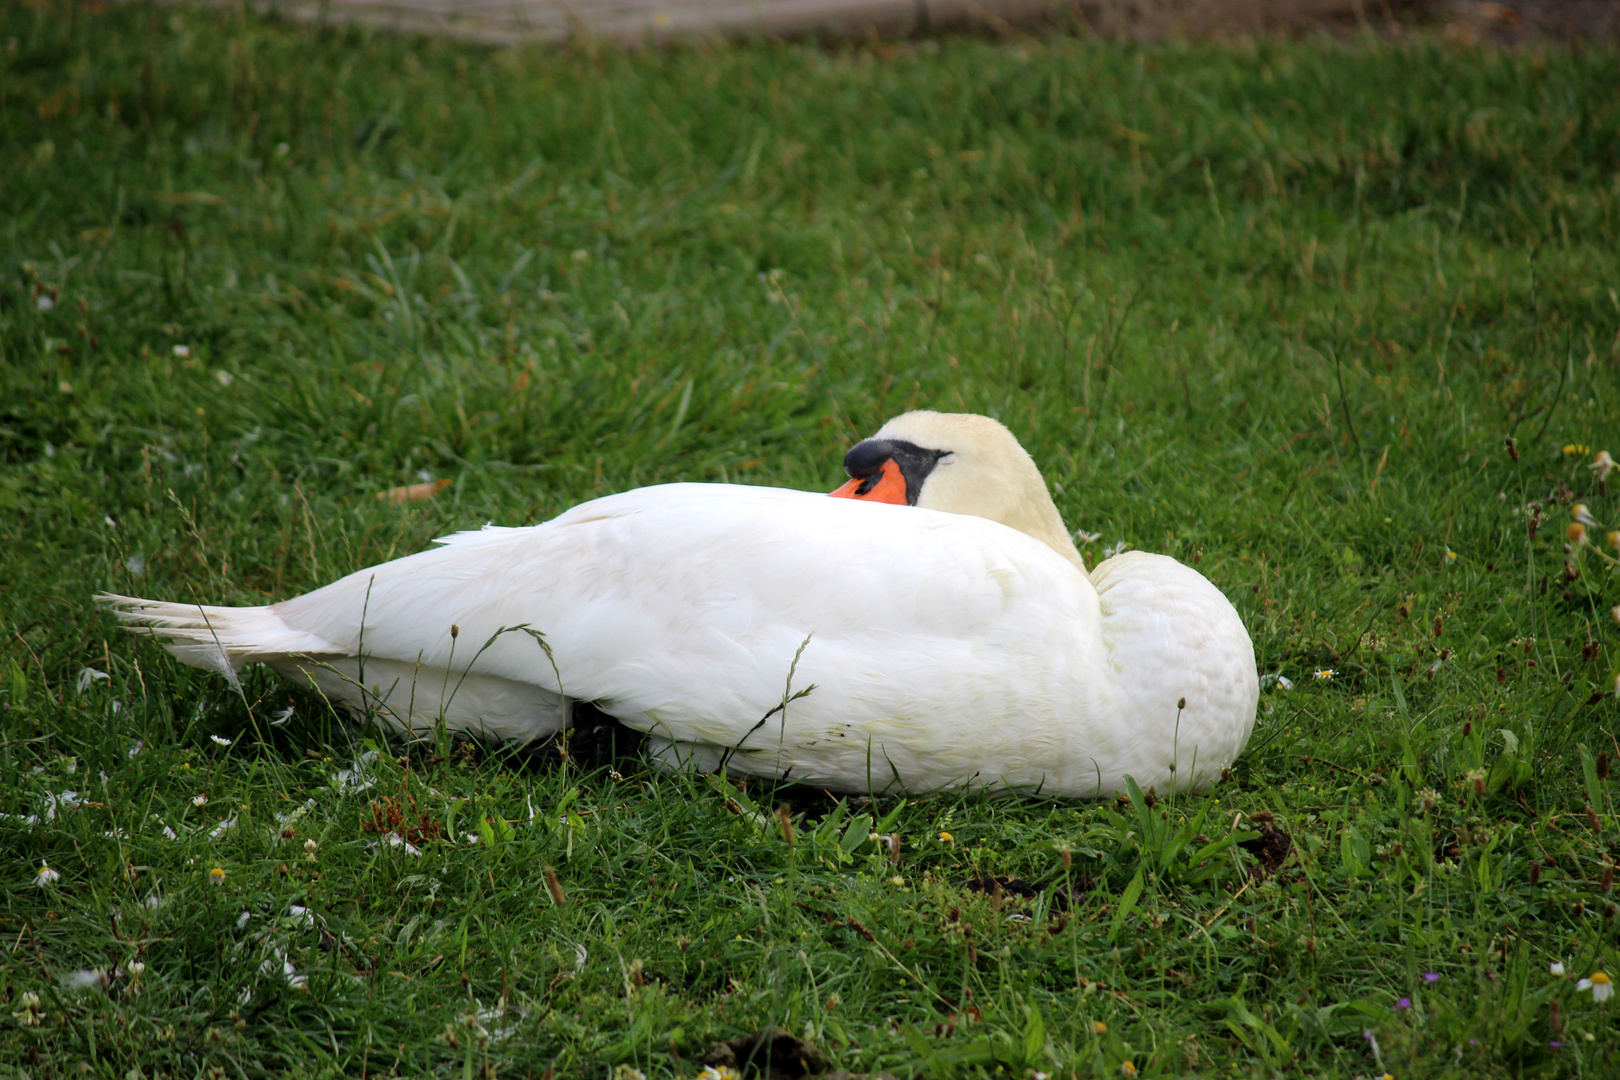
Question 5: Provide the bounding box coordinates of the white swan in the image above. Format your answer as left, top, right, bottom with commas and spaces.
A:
99, 411, 1257, 797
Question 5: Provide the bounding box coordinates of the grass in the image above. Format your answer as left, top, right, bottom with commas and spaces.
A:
4, 3, 1620, 1076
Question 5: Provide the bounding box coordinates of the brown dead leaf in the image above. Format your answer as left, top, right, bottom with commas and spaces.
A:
377, 478, 451, 504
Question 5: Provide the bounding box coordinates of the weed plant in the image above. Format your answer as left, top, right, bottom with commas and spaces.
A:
3, 3, 1620, 1076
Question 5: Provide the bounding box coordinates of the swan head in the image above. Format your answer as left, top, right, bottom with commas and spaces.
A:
830, 410, 1084, 569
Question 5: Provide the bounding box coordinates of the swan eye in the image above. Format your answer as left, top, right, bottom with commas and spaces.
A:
937, 453, 956, 466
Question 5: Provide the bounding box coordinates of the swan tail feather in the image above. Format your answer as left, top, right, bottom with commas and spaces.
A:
95, 593, 344, 677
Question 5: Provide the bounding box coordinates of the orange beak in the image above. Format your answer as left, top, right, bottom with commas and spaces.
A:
829, 458, 908, 505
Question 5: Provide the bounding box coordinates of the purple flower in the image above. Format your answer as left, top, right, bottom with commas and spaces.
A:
1423, 972, 1440, 983
1396, 997, 1411, 1010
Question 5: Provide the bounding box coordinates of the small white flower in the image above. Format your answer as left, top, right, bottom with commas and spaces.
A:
303, 839, 318, 854
193, 794, 208, 806
1314, 669, 1335, 681
1592, 450, 1616, 483
161, 824, 179, 841
127, 961, 146, 977
209, 866, 226, 886
269, 705, 296, 727
1074, 530, 1103, 544
1577, 971, 1613, 1002
1102, 541, 1129, 559
1443, 547, 1458, 563
214, 369, 234, 386
34, 862, 61, 887
210, 735, 231, 747
1551, 960, 1566, 977
1260, 673, 1294, 691
173, 344, 191, 357
570, 249, 590, 263
37, 294, 55, 312
1573, 503, 1600, 528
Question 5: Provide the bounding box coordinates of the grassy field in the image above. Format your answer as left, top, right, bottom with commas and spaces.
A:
5, 3, 1620, 1076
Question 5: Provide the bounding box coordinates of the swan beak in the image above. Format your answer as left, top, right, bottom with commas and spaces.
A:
829, 458, 909, 505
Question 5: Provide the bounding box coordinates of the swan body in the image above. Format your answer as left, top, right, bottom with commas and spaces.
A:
101, 414, 1258, 797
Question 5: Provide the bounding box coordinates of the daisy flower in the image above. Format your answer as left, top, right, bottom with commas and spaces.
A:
209, 867, 226, 886
34, 861, 60, 887
1592, 450, 1616, 483
1314, 669, 1335, 681
1577, 972, 1612, 1003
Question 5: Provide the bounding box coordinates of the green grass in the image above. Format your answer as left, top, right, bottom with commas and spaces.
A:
5, 3, 1620, 1076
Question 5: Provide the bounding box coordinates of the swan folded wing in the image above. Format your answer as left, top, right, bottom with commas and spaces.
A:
102, 484, 1123, 792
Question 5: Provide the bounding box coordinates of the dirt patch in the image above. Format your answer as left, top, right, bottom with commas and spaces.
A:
706, 1027, 827, 1080
1237, 821, 1295, 878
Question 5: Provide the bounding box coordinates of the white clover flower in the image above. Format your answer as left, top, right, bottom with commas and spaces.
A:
193, 794, 208, 806
12, 991, 42, 1026
1577, 972, 1613, 1003
173, 344, 191, 357
34, 862, 60, 887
